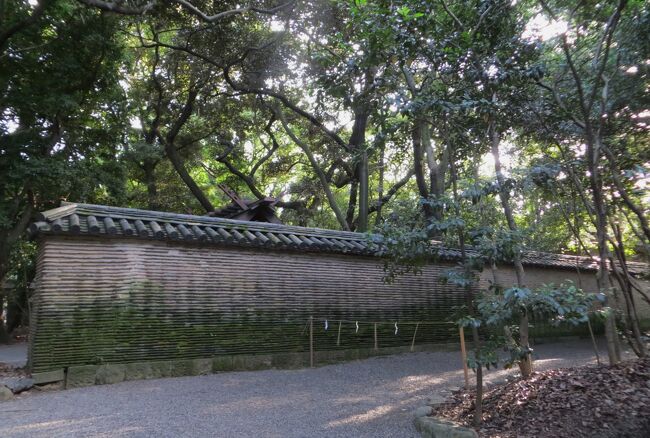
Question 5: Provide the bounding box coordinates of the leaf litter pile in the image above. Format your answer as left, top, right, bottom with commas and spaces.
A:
431, 358, 650, 437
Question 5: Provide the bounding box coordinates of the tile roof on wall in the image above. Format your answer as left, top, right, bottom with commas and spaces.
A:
30, 202, 378, 255
29, 202, 648, 275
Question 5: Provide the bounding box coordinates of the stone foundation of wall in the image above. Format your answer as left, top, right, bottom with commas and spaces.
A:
31, 343, 461, 388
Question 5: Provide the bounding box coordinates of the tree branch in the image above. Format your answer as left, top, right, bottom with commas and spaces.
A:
275, 106, 350, 230
368, 168, 415, 214
439, 0, 464, 29
250, 121, 281, 177
588, 0, 627, 112
173, 0, 295, 22
223, 65, 350, 152
0, 0, 51, 52
76, 0, 156, 15
160, 87, 215, 212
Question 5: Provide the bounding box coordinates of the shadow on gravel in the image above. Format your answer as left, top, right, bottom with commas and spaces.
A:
0, 339, 622, 438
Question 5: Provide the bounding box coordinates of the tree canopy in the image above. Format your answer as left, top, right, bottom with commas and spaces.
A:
1, 0, 648, 342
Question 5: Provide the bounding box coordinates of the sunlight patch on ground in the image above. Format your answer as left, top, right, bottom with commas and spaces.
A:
4, 417, 101, 434
201, 394, 310, 414
331, 395, 375, 404
90, 426, 144, 437
396, 374, 447, 394
326, 404, 394, 427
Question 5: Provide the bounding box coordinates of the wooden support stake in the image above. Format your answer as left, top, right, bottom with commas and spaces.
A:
410, 322, 420, 352
587, 318, 601, 365
336, 321, 342, 347
374, 323, 378, 350
309, 316, 314, 368
459, 326, 469, 390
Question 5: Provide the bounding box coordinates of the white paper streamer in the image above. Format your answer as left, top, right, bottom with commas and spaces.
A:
324, 319, 328, 330
394, 322, 399, 335
355, 321, 359, 333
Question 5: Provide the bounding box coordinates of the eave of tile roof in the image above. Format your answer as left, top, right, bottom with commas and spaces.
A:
29, 202, 380, 256
29, 202, 648, 275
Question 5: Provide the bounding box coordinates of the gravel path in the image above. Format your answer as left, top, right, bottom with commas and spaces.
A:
0, 339, 618, 438
0, 343, 27, 368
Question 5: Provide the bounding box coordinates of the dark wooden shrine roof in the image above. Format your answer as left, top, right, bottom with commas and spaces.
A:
209, 197, 282, 224
29, 202, 648, 275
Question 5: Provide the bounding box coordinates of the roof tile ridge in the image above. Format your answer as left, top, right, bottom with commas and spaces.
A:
36, 203, 78, 221
48, 202, 370, 240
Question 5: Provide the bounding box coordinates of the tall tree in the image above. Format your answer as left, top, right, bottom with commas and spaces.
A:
0, 1, 126, 336
534, 0, 649, 362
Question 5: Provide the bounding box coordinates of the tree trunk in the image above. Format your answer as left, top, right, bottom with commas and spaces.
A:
346, 180, 358, 231
357, 150, 369, 232
601, 141, 650, 243
350, 109, 369, 232
375, 141, 385, 226
489, 116, 532, 378
423, 130, 448, 220
412, 121, 434, 220
474, 358, 483, 427
587, 136, 621, 365
423, 131, 437, 196
143, 159, 159, 210
609, 222, 646, 357
164, 141, 214, 213
0, 202, 33, 282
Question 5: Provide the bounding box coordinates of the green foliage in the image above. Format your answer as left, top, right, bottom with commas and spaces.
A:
0, 1, 648, 346
370, 200, 435, 282
463, 281, 599, 371
466, 339, 501, 371
1, 0, 127, 282
440, 268, 476, 289
1, 239, 36, 336
476, 281, 600, 328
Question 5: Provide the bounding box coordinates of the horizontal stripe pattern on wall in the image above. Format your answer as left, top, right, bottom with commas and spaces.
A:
30, 236, 468, 372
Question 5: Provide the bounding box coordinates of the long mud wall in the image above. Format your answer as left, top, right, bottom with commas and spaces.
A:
30, 236, 468, 376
